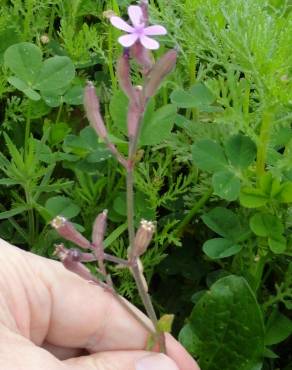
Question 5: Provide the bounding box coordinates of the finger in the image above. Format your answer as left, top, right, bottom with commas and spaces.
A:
65, 351, 181, 370
0, 324, 65, 370
0, 240, 149, 351
164, 333, 201, 370
0, 324, 199, 370
42, 341, 87, 360
0, 240, 199, 369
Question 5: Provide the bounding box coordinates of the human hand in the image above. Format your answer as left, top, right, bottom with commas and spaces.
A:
0, 239, 200, 370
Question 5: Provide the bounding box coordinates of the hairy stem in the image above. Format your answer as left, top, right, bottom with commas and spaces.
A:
126, 167, 135, 249
131, 261, 166, 353
114, 292, 156, 335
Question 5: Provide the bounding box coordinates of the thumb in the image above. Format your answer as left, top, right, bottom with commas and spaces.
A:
65, 351, 180, 370
136, 353, 179, 370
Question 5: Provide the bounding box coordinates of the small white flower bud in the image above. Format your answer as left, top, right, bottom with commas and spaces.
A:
40, 34, 50, 44
132, 219, 156, 258
51, 215, 91, 249
92, 210, 108, 246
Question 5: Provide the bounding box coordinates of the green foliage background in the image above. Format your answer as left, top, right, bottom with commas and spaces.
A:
0, 0, 292, 369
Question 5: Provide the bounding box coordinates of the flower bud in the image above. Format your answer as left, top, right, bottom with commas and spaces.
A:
130, 42, 154, 74
132, 219, 156, 258
144, 49, 177, 99
103, 10, 116, 19
54, 244, 96, 282
84, 81, 108, 139
117, 51, 138, 104
127, 100, 141, 139
51, 216, 91, 249
40, 34, 49, 44
92, 210, 108, 246
140, 0, 149, 25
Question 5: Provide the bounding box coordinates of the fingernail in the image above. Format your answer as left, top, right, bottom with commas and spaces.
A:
136, 353, 179, 370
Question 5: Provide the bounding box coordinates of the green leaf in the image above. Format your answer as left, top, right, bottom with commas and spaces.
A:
203, 238, 242, 259
4, 42, 42, 84
192, 139, 227, 172
103, 223, 128, 248
259, 172, 273, 194
63, 85, 84, 105
30, 100, 51, 119
157, 314, 175, 333
189, 83, 216, 106
113, 192, 155, 222
263, 348, 278, 359
270, 177, 282, 198
249, 213, 284, 237
179, 324, 200, 356
170, 83, 215, 109
7, 76, 41, 100
240, 187, 269, 208
49, 122, 71, 146
109, 90, 128, 135
277, 182, 292, 203
268, 235, 286, 254
139, 104, 177, 146
0, 205, 30, 220
86, 147, 112, 162
265, 310, 292, 346
202, 207, 241, 240
0, 27, 21, 65
45, 196, 80, 219
212, 170, 240, 201
35, 56, 75, 91
225, 134, 257, 169
41, 89, 63, 107
0, 178, 21, 186
170, 88, 196, 108
185, 276, 264, 370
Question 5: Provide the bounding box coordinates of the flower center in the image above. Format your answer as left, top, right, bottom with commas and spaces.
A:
134, 25, 145, 35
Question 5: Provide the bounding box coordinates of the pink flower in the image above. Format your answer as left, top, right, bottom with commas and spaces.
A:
110, 5, 167, 50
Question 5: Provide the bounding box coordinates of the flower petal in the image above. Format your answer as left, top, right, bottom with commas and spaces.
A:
128, 5, 144, 27
118, 34, 139, 47
144, 25, 167, 36
140, 35, 160, 50
110, 16, 134, 32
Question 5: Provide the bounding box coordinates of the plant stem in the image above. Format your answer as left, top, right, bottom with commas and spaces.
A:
114, 292, 156, 335
175, 187, 213, 238
55, 101, 63, 123
126, 167, 135, 249
24, 0, 34, 40
25, 102, 31, 157
131, 260, 166, 352
48, 4, 56, 40
104, 253, 129, 265
125, 108, 165, 351
256, 108, 274, 180
107, 2, 118, 92
25, 187, 35, 247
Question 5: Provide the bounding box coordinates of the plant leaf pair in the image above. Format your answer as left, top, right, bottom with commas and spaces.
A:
249, 212, 286, 253
192, 134, 256, 201
4, 42, 75, 103
171, 82, 221, 112
202, 207, 249, 259
240, 172, 292, 208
